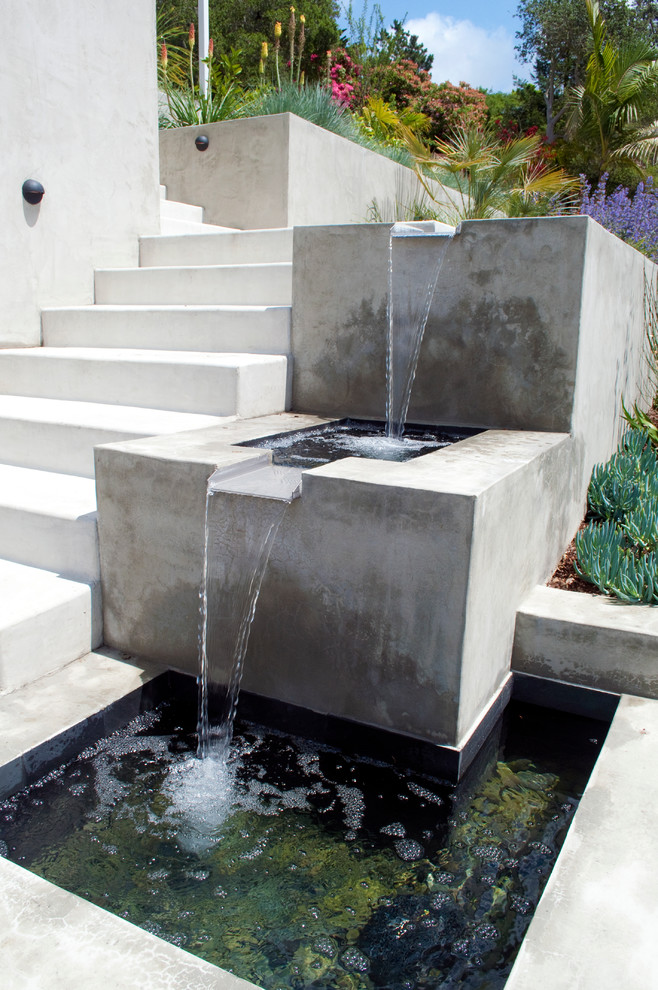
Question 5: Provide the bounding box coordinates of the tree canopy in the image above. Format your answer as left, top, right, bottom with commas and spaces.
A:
515, 0, 658, 139
157, 0, 341, 83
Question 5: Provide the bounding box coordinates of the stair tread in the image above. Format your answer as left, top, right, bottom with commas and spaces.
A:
142, 227, 292, 241
0, 560, 93, 624
0, 464, 97, 516
97, 261, 292, 273
43, 303, 289, 313
0, 346, 286, 367
0, 395, 232, 432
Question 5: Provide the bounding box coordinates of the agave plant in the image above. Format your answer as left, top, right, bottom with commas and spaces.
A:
405, 126, 580, 223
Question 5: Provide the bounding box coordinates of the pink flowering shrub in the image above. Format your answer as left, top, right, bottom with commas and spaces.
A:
327, 47, 360, 107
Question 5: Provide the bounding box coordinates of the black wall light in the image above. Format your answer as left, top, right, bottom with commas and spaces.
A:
22, 179, 45, 204
195, 135, 209, 151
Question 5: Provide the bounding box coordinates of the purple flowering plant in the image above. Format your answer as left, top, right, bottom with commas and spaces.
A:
580, 174, 658, 262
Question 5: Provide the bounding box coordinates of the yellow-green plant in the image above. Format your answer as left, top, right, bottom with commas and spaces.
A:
406, 126, 580, 222
289, 6, 296, 83
274, 20, 282, 89
357, 96, 429, 147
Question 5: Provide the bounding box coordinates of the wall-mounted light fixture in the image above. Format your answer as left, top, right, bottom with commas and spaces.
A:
195, 135, 209, 152
22, 179, 45, 204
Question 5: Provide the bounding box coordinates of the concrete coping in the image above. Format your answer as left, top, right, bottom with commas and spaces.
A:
513, 584, 658, 699
505, 694, 658, 989
96, 412, 571, 502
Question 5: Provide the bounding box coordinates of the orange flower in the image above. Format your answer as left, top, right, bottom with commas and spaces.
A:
188, 22, 195, 49
208, 38, 214, 58
160, 43, 168, 68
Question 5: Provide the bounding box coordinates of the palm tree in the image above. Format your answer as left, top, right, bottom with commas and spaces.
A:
407, 126, 579, 222
566, 0, 658, 177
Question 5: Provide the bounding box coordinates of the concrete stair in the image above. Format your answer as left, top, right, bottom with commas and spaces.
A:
0, 189, 293, 694
0, 465, 99, 581
0, 396, 229, 477
0, 347, 287, 417
140, 227, 293, 266
158, 186, 237, 235
41, 304, 290, 353
94, 261, 292, 305
0, 561, 101, 694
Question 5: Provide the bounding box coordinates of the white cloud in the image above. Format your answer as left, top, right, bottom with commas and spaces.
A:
407, 12, 522, 92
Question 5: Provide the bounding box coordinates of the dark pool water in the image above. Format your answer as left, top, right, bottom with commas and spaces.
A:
237, 419, 482, 468
0, 702, 606, 990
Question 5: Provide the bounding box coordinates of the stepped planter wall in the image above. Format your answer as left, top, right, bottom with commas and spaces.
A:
158, 113, 450, 229
3, 0, 160, 348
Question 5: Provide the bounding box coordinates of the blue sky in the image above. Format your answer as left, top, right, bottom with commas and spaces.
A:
342, 2, 529, 92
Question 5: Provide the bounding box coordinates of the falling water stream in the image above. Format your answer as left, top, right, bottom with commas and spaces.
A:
197, 463, 301, 762
386, 224, 454, 439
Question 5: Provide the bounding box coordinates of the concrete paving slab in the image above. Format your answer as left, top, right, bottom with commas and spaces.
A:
0, 649, 165, 798
0, 856, 259, 990
506, 694, 658, 990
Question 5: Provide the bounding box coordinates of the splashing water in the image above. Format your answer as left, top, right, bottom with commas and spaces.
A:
386, 223, 454, 440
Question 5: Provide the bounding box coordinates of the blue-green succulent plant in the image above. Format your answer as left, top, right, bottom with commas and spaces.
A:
577, 429, 658, 604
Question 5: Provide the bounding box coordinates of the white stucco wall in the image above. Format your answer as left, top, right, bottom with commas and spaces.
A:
2, 0, 160, 347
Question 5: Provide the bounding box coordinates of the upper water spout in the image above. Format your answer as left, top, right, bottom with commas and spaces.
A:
386, 223, 455, 439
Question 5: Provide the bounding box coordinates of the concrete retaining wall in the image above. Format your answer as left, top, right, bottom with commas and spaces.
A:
2, 0, 160, 347
158, 113, 450, 229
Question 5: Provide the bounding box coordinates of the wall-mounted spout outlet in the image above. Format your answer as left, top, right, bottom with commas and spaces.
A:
208, 459, 303, 502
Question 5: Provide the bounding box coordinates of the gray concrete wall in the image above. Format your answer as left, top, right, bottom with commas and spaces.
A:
291, 216, 651, 507
95, 417, 573, 750
2, 0, 160, 347
158, 113, 447, 229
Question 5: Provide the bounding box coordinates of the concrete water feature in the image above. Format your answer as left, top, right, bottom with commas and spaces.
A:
3, 209, 658, 987
5, 0, 658, 969
96, 214, 651, 774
